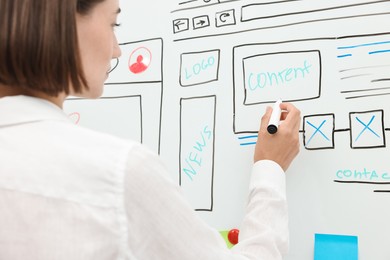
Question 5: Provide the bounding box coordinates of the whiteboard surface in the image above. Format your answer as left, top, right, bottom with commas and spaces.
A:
64, 0, 390, 259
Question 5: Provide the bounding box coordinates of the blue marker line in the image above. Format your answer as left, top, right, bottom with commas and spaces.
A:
337, 54, 352, 58
240, 142, 257, 146
238, 135, 257, 146
238, 135, 258, 140
338, 41, 390, 50
369, 49, 390, 55
306, 120, 329, 145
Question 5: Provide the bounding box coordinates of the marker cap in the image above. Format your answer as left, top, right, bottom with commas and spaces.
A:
267, 124, 278, 134
267, 99, 282, 134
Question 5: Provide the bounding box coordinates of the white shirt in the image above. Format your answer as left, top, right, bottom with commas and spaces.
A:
0, 95, 288, 260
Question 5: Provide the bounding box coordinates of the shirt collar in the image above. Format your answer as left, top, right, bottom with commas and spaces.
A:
0, 95, 71, 127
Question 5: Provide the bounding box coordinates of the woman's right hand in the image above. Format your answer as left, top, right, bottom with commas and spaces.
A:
254, 102, 301, 172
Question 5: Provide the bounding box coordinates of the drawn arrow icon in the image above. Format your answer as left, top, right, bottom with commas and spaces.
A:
174, 20, 185, 30
220, 13, 230, 22
197, 20, 206, 26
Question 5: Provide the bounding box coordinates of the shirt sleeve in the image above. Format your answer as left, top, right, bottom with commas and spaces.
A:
231, 160, 289, 259
123, 144, 288, 260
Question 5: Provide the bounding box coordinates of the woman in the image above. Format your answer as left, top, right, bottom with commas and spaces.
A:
0, 0, 301, 259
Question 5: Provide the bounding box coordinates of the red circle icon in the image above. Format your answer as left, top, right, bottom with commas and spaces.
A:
128, 47, 152, 74
227, 228, 239, 245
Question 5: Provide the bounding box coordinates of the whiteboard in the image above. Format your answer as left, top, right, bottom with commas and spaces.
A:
64, 0, 390, 259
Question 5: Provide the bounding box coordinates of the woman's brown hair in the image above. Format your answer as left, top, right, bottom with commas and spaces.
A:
0, 0, 104, 96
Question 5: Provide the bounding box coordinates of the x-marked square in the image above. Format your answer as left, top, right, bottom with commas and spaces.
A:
349, 110, 385, 148
303, 114, 335, 150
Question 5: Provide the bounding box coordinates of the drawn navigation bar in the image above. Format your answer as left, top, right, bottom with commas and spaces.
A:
171, 0, 390, 41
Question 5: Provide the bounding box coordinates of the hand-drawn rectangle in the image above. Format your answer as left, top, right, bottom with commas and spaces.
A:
180, 50, 220, 87
241, 1, 387, 23
179, 96, 216, 211
303, 114, 335, 150
64, 96, 142, 143
349, 109, 385, 148
106, 38, 163, 84
243, 50, 321, 104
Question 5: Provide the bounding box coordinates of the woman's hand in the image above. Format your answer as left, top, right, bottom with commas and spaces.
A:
254, 102, 301, 172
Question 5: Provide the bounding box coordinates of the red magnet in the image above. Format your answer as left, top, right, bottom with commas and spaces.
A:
227, 228, 239, 245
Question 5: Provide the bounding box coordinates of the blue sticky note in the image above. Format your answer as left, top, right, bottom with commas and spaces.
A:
314, 233, 358, 260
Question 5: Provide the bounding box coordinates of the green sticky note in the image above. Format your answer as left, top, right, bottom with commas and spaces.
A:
314, 233, 358, 260
219, 230, 234, 249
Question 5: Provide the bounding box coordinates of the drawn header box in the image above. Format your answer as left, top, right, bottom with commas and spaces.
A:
242, 50, 321, 104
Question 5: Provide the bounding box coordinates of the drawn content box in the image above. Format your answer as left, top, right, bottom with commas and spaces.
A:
243, 50, 321, 104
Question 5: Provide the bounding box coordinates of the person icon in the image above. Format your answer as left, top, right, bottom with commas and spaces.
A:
129, 54, 148, 74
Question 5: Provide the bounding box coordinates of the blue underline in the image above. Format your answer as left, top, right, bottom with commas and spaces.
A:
338, 41, 390, 50
337, 54, 352, 58
369, 49, 390, 55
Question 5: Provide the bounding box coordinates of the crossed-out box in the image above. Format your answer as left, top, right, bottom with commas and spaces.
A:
303, 114, 335, 150
303, 110, 386, 150
349, 110, 385, 149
